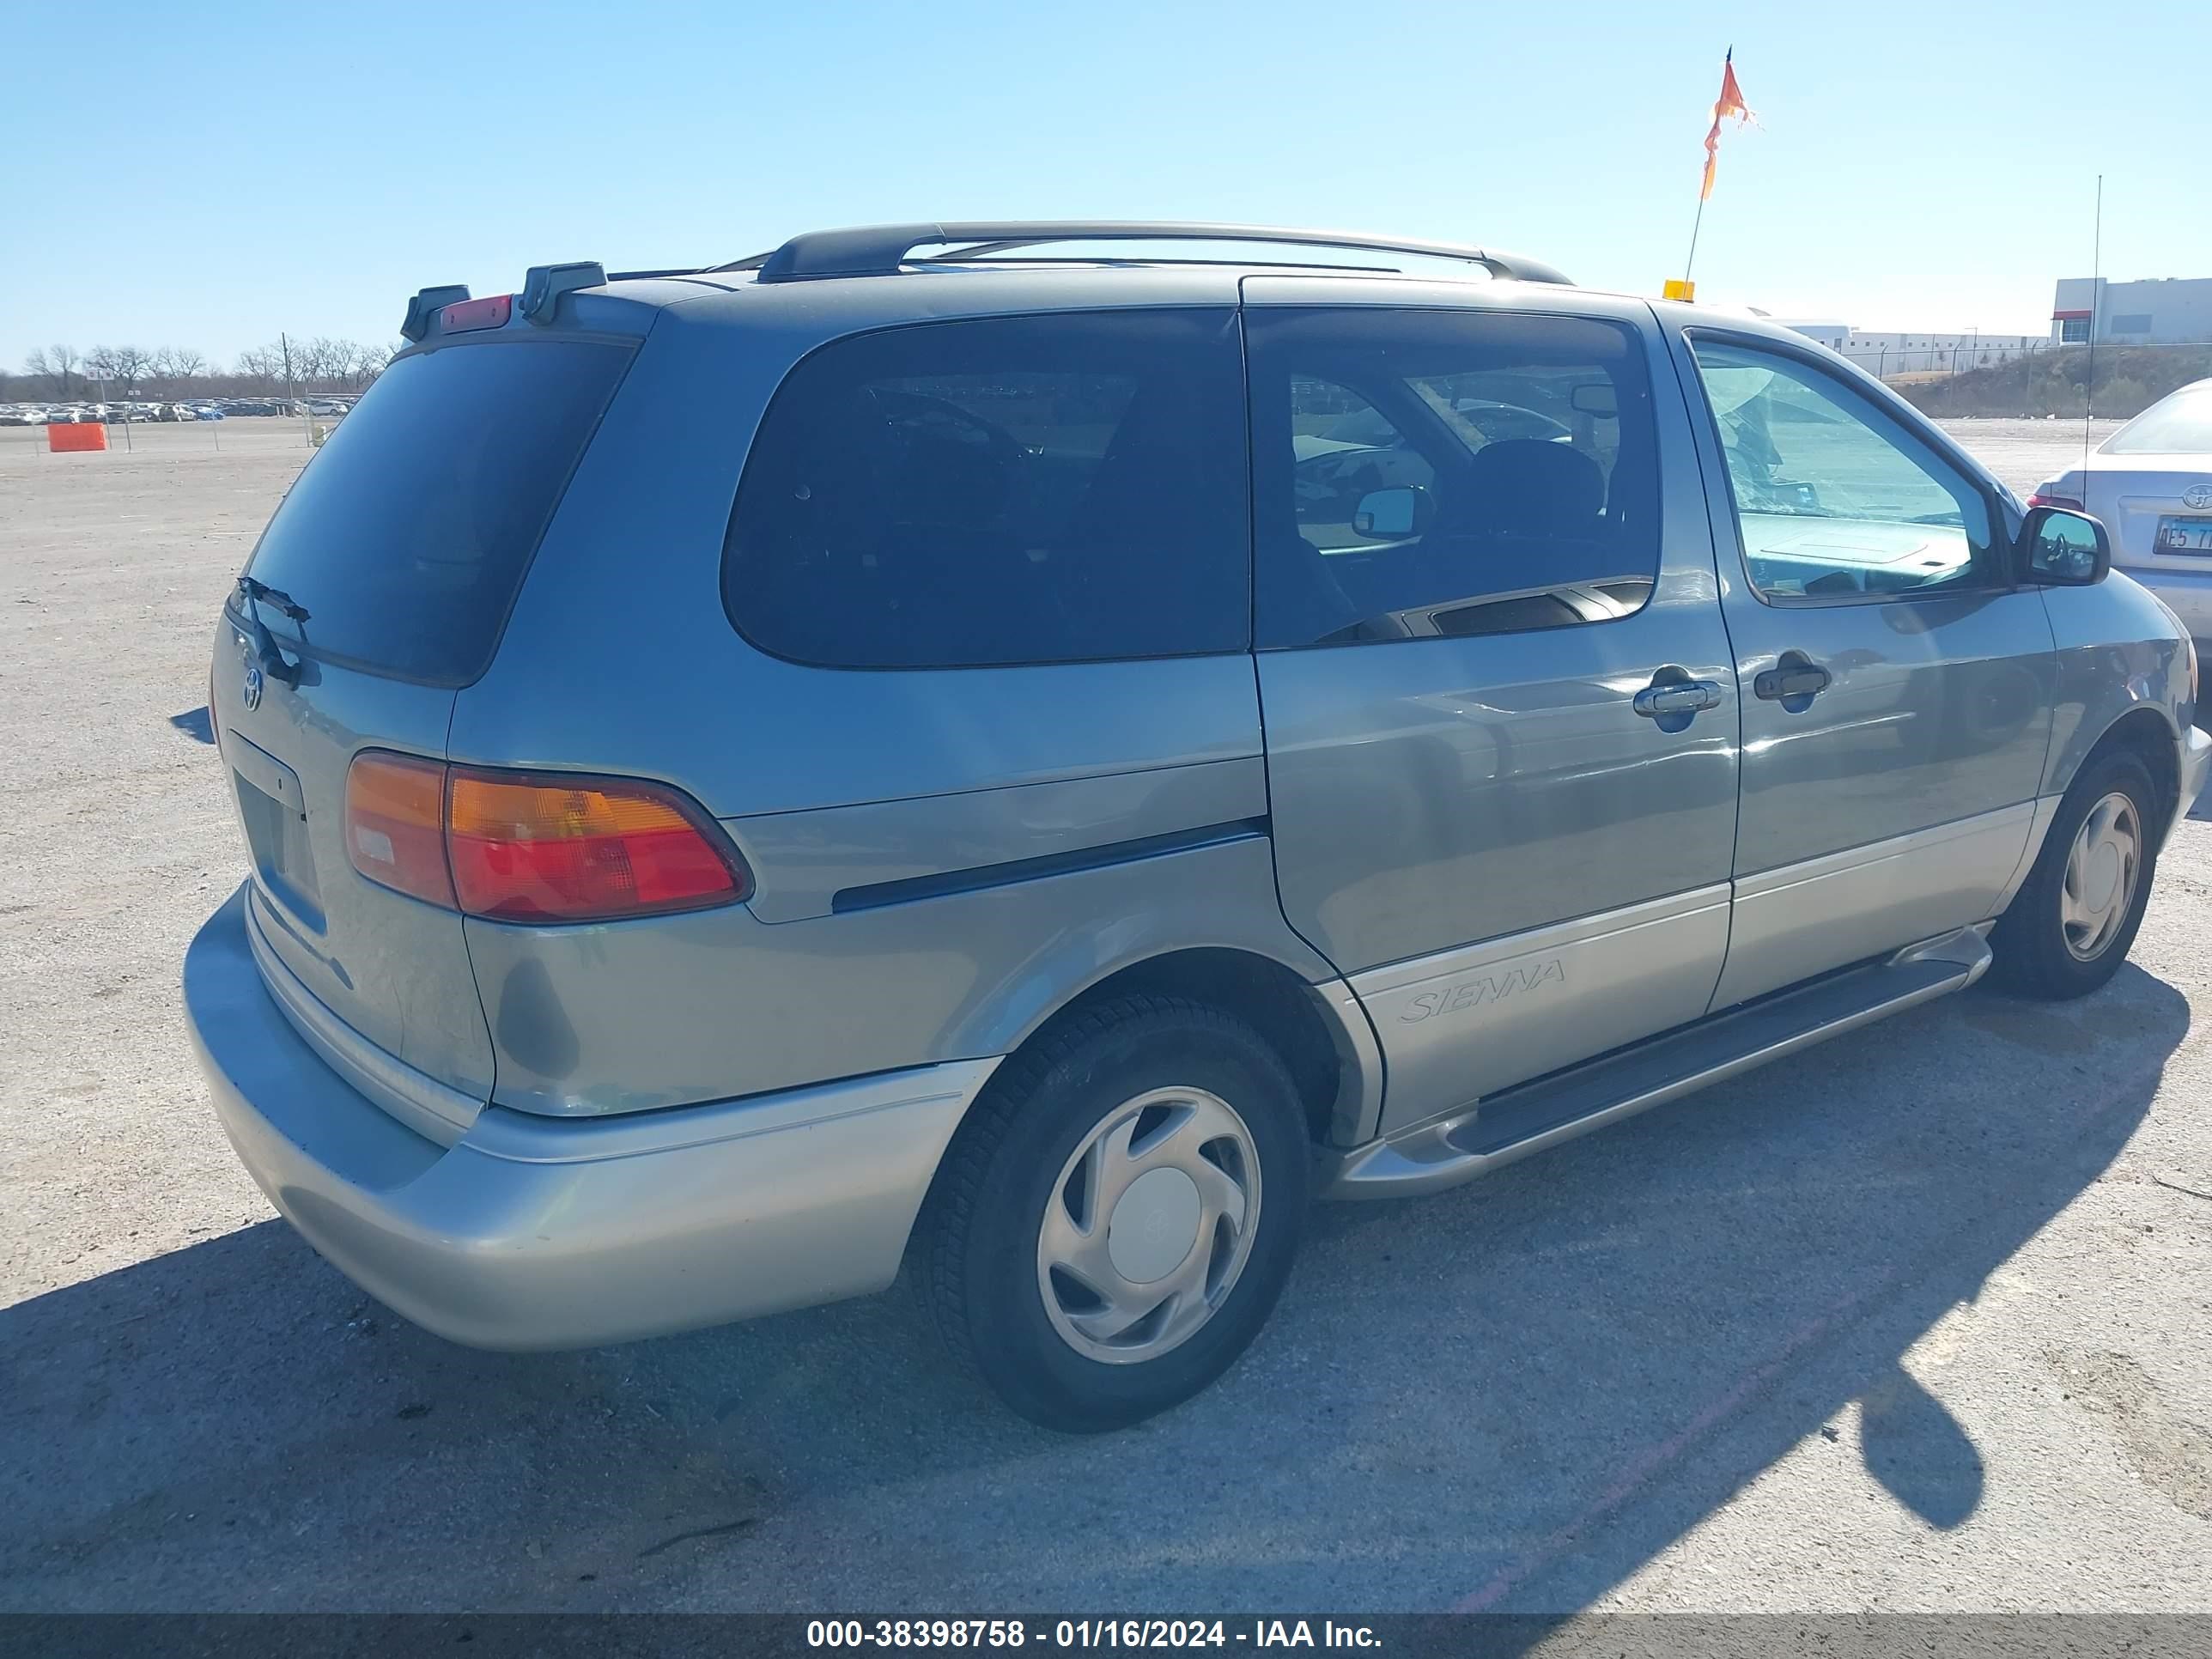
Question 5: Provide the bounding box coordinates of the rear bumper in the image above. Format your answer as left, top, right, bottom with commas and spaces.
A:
185, 883, 1000, 1350
2178, 723, 2212, 849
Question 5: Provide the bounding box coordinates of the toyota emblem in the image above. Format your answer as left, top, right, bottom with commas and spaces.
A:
237, 633, 263, 712
2185, 483, 2212, 510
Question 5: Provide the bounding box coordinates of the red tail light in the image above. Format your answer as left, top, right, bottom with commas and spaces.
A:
439, 294, 513, 332
344, 752, 749, 923
447, 767, 748, 921
2027, 491, 2083, 511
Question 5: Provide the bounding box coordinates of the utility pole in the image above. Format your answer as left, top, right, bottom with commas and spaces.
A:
2084, 175, 2102, 473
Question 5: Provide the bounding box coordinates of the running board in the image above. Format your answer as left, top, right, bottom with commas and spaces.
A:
1323, 926, 1992, 1200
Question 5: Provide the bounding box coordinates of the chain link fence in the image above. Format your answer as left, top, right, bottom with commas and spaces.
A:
1844, 338, 2212, 419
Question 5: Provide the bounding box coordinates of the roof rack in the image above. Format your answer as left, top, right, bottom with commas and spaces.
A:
713, 222, 1571, 286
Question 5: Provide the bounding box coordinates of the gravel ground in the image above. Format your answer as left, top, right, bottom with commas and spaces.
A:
1, 418, 2207, 1614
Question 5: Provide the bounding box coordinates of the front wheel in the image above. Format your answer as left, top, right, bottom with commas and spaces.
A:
914, 997, 1310, 1432
1990, 750, 2160, 1000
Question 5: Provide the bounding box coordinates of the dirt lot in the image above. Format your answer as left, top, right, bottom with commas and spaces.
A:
1, 417, 2208, 1613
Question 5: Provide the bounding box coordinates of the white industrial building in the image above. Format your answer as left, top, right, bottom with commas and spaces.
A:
1766, 318, 1849, 350
1835, 331, 2042, 374
1767, 319, 2042, 375
2051, 276, 2212, 344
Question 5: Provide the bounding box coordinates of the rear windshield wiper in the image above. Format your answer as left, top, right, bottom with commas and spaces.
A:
234, 576, 307, 686
237, 574, 311, 623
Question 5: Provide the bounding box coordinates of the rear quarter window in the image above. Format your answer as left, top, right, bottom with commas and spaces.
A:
722, 307, 1249, 669
242, 338, 633, 685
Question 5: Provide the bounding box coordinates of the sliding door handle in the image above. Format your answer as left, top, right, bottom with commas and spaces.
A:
1753, 654, 1832, 703
1632, 679, 1724, 719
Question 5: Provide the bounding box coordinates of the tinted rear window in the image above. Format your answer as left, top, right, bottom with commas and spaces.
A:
722, 308, 1249, 668
243, 339, 631, 684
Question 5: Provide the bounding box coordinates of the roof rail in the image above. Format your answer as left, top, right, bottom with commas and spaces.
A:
729, 222, 1571, 286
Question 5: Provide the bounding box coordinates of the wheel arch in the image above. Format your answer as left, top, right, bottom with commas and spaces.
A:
992, 946, 1383, 1149
2073, 704, 2182, 831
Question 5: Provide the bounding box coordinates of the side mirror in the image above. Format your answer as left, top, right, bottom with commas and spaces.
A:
1352, 486, 1428, 541
2019, 505, 2111, 586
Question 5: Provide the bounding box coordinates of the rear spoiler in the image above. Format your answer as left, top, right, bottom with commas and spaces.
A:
399, 285, 471, 343
399, 263, 608, 343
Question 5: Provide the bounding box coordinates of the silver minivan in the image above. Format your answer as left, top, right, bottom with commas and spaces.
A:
186, 224, 2209, 1431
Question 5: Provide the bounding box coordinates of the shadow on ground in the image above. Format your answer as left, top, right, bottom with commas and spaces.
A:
0, 968, 2188, 1613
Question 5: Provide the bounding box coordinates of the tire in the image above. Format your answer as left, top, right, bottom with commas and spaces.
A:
915, 995, 1310, 1432
1990, 749, 2160, 1000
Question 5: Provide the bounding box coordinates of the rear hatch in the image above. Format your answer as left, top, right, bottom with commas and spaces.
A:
210, 320, 640, 1133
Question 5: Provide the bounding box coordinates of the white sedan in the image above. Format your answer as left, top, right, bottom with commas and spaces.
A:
2034, 378, 2212, 648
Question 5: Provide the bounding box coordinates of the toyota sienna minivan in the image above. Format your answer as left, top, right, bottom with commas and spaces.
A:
186, 222, 2209, 1430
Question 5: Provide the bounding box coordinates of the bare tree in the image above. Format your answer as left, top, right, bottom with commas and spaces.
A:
150, 346, 207, 388
234, 343, 278, 386
347, 340, 390, 387
293, 337, 326, 390
85, 343, 154, 393
300, 337, 361, 392
24, 344, 82, 398
236, 337, 300, 399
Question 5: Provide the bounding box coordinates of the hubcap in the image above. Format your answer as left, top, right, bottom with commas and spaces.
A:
1036, 1086, 1261, 1364
2061, 792, 2142, 961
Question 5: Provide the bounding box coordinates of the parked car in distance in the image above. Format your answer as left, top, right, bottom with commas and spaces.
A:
2033, 378, 2212, 655
187, 224, 2209, 1432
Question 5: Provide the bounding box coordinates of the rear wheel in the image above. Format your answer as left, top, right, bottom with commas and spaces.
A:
1991, 750, 2159, 1000
915, 997, 1310, 1431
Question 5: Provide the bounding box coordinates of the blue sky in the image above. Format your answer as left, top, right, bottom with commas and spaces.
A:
7, 0, 2208, 367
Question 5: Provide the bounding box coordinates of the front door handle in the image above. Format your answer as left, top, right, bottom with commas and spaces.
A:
1753, 654, 1832, 704
1632, 679, 1724, 719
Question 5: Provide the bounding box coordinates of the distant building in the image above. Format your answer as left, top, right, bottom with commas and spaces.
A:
1753, 315, 2039, 374
1770, 318, 1850, 351
2051, 276, 2212, 345
1839, 331, 2042, 374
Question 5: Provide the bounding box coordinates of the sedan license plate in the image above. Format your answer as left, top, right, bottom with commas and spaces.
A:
2154, 515, 2212, 555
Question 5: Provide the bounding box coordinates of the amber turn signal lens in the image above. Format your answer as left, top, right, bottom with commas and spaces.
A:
343, 750, 455, 908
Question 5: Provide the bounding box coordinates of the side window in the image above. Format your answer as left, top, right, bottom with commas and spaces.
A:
1249, 307, 1662, 648
1687, 337, 1997, 602
724, 308, 1249, 668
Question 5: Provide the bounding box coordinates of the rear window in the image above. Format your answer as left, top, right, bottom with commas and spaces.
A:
722, 308, 1249, 669
242, 338, 632, 685
2103, 383, 2212, 454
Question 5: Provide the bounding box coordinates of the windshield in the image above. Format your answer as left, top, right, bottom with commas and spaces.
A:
242, 338, 633, 684
2102, 383, 2212, 454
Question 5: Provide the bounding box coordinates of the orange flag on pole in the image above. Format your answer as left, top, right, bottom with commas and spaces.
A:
1700, 49, 1753, 201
